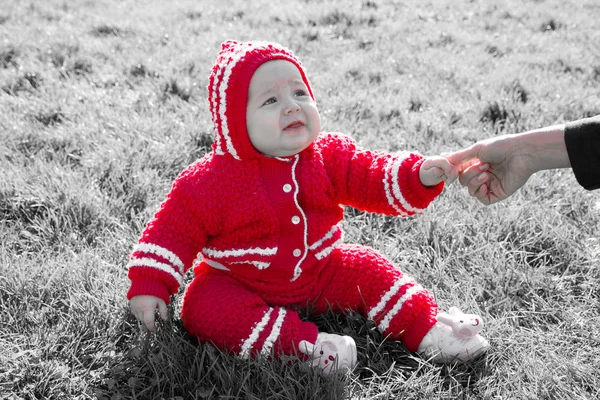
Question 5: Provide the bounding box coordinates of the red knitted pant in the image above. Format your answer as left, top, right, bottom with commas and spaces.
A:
180, 244, 438, 358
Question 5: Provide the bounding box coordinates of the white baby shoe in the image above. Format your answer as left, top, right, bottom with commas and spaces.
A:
299, 332, 357, 375
418, 308, 489, 364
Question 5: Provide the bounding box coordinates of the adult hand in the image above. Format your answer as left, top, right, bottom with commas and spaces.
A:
130, 295, 168, 332
445, 135, 535, 205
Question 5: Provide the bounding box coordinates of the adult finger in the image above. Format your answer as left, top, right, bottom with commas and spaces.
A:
486, 176, 509, 204
458, 162, 489, 186
467, 173, 489, 197
443, 164, 459, 184
473, 183, 492, 205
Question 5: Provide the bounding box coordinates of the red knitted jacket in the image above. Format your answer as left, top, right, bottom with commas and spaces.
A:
127, 132, 443, 303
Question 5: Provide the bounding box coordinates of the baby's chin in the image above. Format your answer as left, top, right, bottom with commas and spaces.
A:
265, 147, 308, 158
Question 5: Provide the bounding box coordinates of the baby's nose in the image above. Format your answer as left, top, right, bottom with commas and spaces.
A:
285, 103, 300, 114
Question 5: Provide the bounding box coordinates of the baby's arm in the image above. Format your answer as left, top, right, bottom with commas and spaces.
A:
419, 156, 459, 187
318, 133, 445, 216
127, 160, 211, 332
130, 295, 168, 332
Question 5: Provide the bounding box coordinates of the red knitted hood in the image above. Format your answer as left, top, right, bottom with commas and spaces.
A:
207, 40, 315, 160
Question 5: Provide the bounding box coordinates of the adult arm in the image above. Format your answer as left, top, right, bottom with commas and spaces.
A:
446, 125, 571, 204
447, 115, 600, 204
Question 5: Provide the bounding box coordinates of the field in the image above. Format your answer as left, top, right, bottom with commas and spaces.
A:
1, 0, 599, 398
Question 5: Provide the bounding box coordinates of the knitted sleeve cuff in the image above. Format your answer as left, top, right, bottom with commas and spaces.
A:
400, 156, 445, 211
383, 154, 444, 216
127, 278, 172, 305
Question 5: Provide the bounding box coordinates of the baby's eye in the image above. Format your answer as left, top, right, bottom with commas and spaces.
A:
262, 97, 277, 106
294, 89, 308, 97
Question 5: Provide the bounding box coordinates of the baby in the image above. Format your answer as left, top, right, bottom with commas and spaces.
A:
127, 40, 489, 375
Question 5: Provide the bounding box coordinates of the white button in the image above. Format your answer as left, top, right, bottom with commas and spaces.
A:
293, 249, 301, 257
283, 184, 292, 193
291, 216, 300, 224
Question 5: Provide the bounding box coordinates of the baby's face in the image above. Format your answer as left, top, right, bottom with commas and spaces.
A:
246, 60, 320, 157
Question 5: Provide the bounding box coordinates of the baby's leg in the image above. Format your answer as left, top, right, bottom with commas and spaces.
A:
180, 266, 317, 359
313, 244, 488, 362
312, 243, 437, 352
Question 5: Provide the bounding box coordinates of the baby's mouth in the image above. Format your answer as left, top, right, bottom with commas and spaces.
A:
284, 121, 304, 131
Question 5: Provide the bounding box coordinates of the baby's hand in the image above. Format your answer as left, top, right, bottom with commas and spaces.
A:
419, 156, 459, 186
130, 295, 168, 332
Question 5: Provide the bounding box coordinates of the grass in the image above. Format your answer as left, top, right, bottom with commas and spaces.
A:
1, 0, 599, 398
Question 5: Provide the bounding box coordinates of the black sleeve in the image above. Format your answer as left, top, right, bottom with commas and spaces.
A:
564, 115, 600, 190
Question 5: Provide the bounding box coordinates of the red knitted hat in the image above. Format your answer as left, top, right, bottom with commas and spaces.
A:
207, 40, 315, 160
